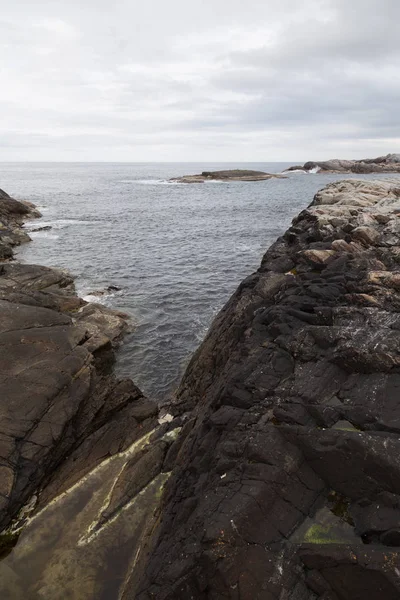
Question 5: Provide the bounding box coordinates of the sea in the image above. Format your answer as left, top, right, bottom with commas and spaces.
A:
1, 162, 397, 402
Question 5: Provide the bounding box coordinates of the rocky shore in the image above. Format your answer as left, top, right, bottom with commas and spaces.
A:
3, 179, 400, 598
286, 152, 400, 174
132, 178, 400, 599
0, 188, 173, 596
170, 169, 285, 183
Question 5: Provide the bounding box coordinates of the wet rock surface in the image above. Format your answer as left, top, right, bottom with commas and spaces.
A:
131, 179, 400, 599
286, 153, 400, 174
170, 169, 285, 183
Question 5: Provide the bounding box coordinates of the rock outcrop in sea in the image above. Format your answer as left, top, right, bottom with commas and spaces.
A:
170, 169, 285, 183
2, 179, 400, 599
286, 152, 400, 174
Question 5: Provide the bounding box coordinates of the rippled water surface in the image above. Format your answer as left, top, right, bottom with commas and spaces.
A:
1, 162, 397, 400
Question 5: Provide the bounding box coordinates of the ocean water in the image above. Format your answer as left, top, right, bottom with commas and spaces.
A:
1, 162, 398, 401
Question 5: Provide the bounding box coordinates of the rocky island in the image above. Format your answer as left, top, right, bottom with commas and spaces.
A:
2, 179, 400, 599
286, 152, 400, 174
170, 169, 284, 183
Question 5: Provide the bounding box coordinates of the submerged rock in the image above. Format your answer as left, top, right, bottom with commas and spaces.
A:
170, 169, 285, 183
29, 225, 52, 232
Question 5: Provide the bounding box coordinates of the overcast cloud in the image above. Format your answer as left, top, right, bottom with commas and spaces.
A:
1, 0, 399, 161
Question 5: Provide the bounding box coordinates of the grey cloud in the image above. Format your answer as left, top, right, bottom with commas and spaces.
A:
1, 0, 399, 160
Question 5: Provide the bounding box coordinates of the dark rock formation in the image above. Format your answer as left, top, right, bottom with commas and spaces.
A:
0, 189, 40, 259
170, 170, 285, 183
286, 153, 400, 174
0, 191, 162, 536
30, 225, 52, 232
4, 180, 400, 599
129, 179, 400, 599
0, 188, 186, 599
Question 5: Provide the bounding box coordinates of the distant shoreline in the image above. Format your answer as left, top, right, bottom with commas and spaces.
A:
285, 152, 400, 174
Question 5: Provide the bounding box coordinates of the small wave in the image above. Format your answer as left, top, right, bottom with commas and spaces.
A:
29, 231, 60, 240
81, 293, 111, 305
24, 220, 53, 231
80, 286, 123, 306
25, 219, 99, 231
54, 219, 101, 227
282, 167, 320, 175
120, 179, 183, 186
282, 169, 307, 175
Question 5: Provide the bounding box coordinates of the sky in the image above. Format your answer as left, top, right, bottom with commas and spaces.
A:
1, 0, 399, 162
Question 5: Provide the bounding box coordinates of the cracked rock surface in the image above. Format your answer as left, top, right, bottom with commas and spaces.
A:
131, 179, 400, 599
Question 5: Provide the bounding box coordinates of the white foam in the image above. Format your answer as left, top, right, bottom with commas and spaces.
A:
25, 219, 97, 232
29, 231, 60, 240
23, 220, 54, 231
120, 179, 182, 186
81, 293, 115, 305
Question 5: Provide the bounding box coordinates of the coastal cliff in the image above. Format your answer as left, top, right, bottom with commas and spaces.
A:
2, 179, 400, 598
132, 179, 400, 599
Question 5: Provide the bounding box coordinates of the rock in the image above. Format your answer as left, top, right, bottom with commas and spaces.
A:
86, 284, 122, 296
6, 179, 400, 598
0, 242, 13, 260
0, 189, 163, 533
352, 226, 381, 245
299, 546, 400, 599
350, 493, 400, 542
0, 187, 181, 600
128, 179, 400, 600
0, 189, 40, 259
29, 225, 52, 232
170, 169, 286, 183
286, 153, 400, 174
301, 249, 336, 266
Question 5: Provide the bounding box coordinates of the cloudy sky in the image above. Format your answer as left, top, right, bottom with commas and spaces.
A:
1, 0, 399, 161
